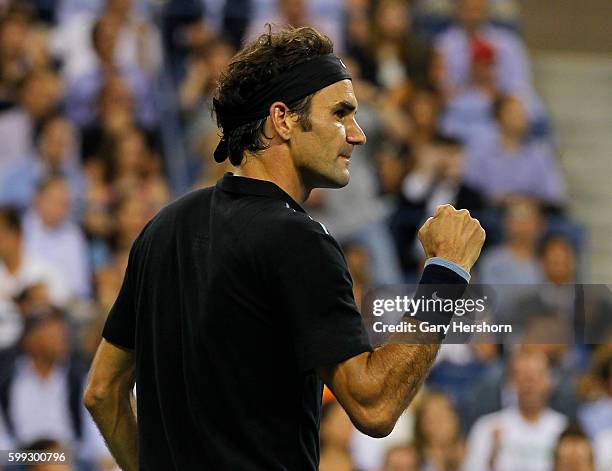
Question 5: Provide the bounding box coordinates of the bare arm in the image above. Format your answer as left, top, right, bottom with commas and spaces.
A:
318, 341, 439, 437
83, 339, 138, 471
319, 205, 486, 437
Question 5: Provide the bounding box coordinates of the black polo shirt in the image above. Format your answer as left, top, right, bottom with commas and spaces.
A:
102, 173, 373, 470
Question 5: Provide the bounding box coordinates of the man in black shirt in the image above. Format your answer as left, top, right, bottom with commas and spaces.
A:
83, 27, 485, 470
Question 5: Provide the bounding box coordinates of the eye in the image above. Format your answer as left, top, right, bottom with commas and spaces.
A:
334, 109, 348, 119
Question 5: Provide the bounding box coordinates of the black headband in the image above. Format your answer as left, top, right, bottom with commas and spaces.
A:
213, 53, 352, 163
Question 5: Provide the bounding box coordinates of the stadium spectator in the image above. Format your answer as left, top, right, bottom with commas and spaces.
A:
382, 444, 421, 471
464, 96, 566, 208
51, 0, 161, 81
478, 197, 544, 284
0, 308, 111, 467
0, 68, 62, 175
439, 37, 499, 147
23, 176, 91, 300
414, 392, 465, 471
0, 206, 69, 308
579, 352, 612, 439
401, 134, 485, 215
24, 438, 71, 471
65, 13, 157, 129
0, 115, 85, 214
435, 0, 535, 99
552, 425, 595, 471
463, 350, 567, 471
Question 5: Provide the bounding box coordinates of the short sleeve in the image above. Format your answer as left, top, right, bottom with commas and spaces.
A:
102, 242, 138, 350
269, 215, 373, 373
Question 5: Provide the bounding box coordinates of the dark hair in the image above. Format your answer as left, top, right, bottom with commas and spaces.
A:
431, 132, 464, 148
36, 173, 67, 196
213, 26, 334, 166
553, 423, 593, 466
0, 206, 21, 234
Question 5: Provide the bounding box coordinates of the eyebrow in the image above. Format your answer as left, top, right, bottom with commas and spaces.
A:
332, 100, 357, 114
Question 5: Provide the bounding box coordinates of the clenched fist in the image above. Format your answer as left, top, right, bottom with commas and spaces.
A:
418, 204, 486, 273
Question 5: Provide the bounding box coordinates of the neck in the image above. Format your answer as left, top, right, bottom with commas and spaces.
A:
236, 149, 308, 203
501, 133, 521, 152
520, 406, 543, 423
30, 356, 56, 379
507, 240, 535, 259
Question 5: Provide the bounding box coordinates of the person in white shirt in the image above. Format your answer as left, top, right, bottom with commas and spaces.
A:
462, 349, 567, 471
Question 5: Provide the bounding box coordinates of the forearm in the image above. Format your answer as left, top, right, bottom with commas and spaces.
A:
366, 341, 440, 419
86, 389, 138, 471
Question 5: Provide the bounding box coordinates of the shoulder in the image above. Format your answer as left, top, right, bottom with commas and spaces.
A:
543, 408, 568, 428
470, 410, 505, 435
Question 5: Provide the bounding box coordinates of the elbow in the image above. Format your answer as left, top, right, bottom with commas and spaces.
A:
83, 381, 112, 412
351, 405, 396, 438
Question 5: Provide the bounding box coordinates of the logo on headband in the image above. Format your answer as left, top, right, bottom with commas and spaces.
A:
339, 58, 347, 69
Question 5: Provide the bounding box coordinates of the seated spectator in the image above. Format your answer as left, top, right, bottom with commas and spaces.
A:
414, 392, 465, 471
0, 115, 85, 215
553, 425, 595, 471
382, 445, 421, 471
0, 206, 69, 308
579, 352, 612, 439
0, 68, 63, 175
435, 0, 537, 102
51, 0, 161, 81
65, 13, 157, 130
23, 176, 91, 300
477, 197, 544, 285
0, 308, 110, 467
439, 38, 499, 147
463, 350, 567, 471
464, 96, 566, 208
24, 438, 71, 471
401, 133, 486, 215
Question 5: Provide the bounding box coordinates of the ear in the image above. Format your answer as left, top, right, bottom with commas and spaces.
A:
267, 101, 297, 141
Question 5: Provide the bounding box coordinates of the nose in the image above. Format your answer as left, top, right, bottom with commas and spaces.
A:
347, 117, 367, 146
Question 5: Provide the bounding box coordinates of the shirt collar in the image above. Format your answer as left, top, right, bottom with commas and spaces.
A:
217, 173, 306, 213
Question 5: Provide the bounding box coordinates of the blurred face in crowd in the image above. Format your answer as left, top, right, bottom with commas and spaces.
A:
457, 0, 489, 30
383, 446, 420, 471
0, 215, 20, 260
286, 80, 366, 190
115, 130, 148, 176
376, 147, 408, 195
0, 16, 27, 59
116, 195, 147, 245
320, 402, 354, 450
541, 237, 577, 284
19, 70, 63, 119
554, 436, 594, 471
375, 0, 411, 41
93, 15, 121, 64
511, 351, 552, 417
504, 198, 542, 246
35, 178, 72, 229
418, 393, 460, 447
498, 97, 529, 139
279, 0, 307, 26
23, 316, 70, 364
107, 0, 133, 17
39, 117, 74, 168
438, 144, 464, 182
409, 90, 440, 131
206, 41, 235, 83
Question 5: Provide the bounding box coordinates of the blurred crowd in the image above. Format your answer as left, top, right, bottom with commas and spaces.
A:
0, 0, 609, 470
